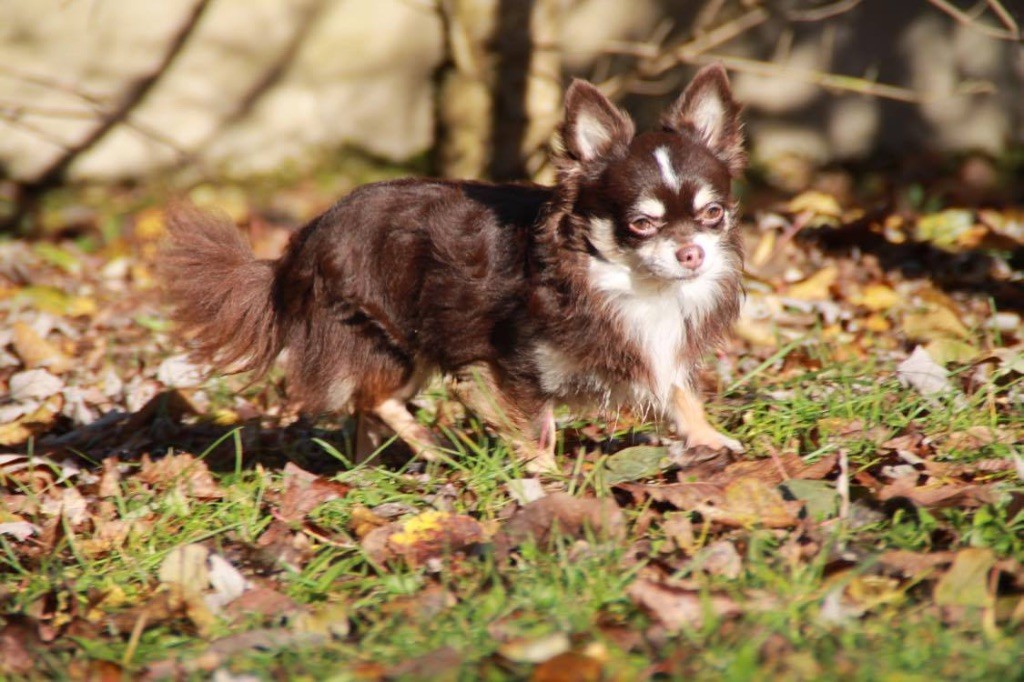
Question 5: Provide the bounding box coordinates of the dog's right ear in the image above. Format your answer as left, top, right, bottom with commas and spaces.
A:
562, 80, 635, 164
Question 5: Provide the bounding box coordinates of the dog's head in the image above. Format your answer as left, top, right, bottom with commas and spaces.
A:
557, 65, 744, 297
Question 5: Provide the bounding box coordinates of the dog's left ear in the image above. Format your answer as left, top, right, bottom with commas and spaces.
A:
661, 64, 745, 176
562, 79, 635, 165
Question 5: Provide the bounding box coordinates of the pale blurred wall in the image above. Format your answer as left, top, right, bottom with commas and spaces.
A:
0, 0, 1020, 183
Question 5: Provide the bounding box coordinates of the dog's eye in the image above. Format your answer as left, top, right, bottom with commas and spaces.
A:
699, 203, 725, 227
628, 217, 659, 237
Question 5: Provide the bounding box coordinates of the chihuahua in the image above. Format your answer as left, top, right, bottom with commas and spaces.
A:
162, 64, 745, 472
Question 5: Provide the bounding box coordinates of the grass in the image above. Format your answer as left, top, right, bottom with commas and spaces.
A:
2, 342, 1022, 681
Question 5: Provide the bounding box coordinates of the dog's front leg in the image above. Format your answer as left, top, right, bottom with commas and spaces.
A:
671, 383, 743, 453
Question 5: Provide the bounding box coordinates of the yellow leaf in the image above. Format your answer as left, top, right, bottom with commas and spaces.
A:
863, 313, 891, 332
925, 337, 979, 365
856, 284, 901, 312
934, 548, 995, 608
916, 209, 975, 248
390, 510, 450, 546
66, 296, 97, 317
210, 408, 240, 426
903, 305, 971, 341
11, 322, 71, 373
734, 318, 776, 347
133, 208, 166, 241
786, 266, 838, 301
786, 191, 842, 218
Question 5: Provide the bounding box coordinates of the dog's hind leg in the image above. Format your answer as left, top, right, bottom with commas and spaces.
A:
451, 364, 558, 474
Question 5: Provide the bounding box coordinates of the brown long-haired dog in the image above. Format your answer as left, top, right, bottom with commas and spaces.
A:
162, 65, 746, 472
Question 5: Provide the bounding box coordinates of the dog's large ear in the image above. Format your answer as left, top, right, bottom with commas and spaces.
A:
562, 80, 635, 164
661, 64, 744, 176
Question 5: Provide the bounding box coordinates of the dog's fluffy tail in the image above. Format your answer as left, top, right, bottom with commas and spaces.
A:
160, 204, 283, 378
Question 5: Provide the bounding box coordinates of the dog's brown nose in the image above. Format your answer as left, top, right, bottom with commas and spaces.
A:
676, 244, 704, 269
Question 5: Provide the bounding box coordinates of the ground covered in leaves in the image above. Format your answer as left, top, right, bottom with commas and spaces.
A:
1, 159, 1023, 680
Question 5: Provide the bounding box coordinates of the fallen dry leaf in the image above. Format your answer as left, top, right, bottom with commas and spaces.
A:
616, 481, 724, 510
497, 492, 626, 551
9, 368, 64, 401
878, 550, 956, 577
274, 462, 351, 522
0, 618, 39, 676
877, 477, 996, 509
361, 510, 488, 567
628, 578, 741, 630
711, 452, 838, 486
934, 548, 996, 608
897, 346, 958, 403
11, 321, 71, 373
224, 585, 300, 622
138, 453, 224, 499
696, 477, 802, 528
785, 266, 838, 301
530, 651, 603, 682
498, 631, 571, 664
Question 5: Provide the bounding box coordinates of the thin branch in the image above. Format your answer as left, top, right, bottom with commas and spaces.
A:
0, 101, 95, 120
0, 114, 73, 151
643, 6, 770, 77
0, 67, 193, 163
690, 52, 995, 103
784, 0, 864, 23
25, 0, 212, 188
925, 0, 1020, 40
985, 0, 1020, 38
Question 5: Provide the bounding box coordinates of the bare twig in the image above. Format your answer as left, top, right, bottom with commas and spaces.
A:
0, 101, 94, 120
24, 0, 212, 188
785, 0, 864, 23
0, 66, 193, 163
926, 0, 1020, 41
0, 115, 73, 151
643, 6, 770, 77
689, 52, 994, 103
985, 0, 1021, 38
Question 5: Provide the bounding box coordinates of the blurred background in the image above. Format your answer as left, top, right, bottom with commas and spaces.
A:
0, 0, 1022, 229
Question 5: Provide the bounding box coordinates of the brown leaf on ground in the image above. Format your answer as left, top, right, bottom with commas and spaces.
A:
224, 585, 301, 622
0, 618, 37, 676
628, 578, 741, 630
362, 510, 488, 567
348, 505, 390, 539
710, 453, 838, 486
530, 651, 603, 682
696, 478, 803, 528
381, 582, 457, 622
878, 550, 956, 577
98, 457, 121, 498
275, 462, 350, 522
496, 493, 626, 553
498, 632, 571, 664
934, 548, 996, 608
877, 477, 996, 508
11, 321, 72, 373
138, 453, 223, 499
386, 646, 464, 680
616, 481, 724, 510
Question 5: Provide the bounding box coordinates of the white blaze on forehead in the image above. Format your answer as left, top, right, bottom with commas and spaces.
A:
636, 196, 665, 219
654, 146, 680, 192
692, 184, 720, 211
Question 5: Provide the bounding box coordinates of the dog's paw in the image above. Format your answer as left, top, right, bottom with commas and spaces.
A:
685, 429, 744, 454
